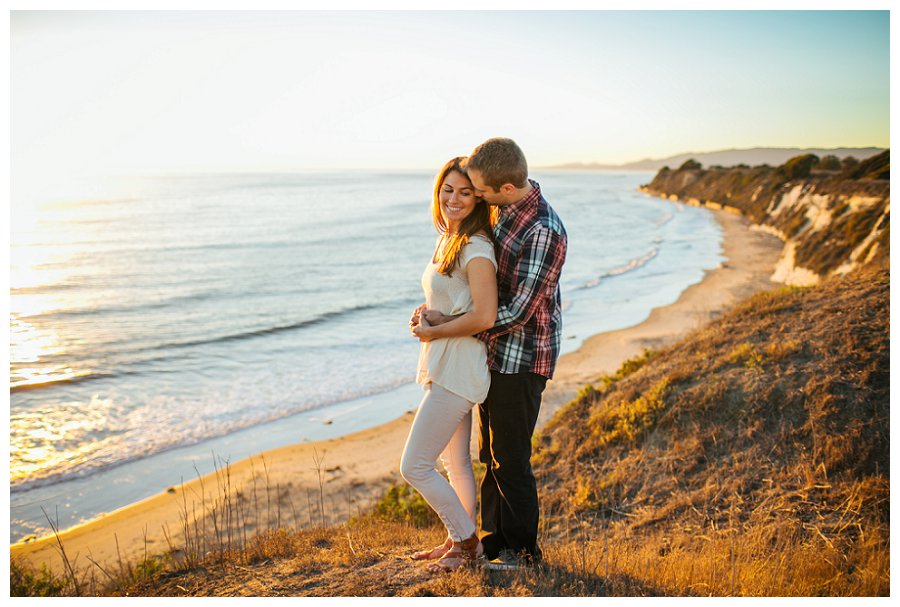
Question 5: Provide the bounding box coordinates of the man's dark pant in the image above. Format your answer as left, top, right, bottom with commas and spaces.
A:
478, 371, 547, 561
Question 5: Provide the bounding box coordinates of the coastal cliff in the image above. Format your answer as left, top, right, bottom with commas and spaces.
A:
640, 151, 889, 286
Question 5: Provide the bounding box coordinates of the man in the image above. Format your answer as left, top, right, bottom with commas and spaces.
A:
424, 137, 567, 566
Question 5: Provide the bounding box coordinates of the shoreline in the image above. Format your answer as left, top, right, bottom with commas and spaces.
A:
10, 207, 785, 573
540, 205, 785, 425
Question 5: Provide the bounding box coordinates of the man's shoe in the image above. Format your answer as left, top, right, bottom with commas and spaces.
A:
479, 533, 503, 561
484, 549, 522, 571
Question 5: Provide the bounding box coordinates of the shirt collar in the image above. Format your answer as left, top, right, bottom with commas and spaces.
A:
498, 179, 541, 219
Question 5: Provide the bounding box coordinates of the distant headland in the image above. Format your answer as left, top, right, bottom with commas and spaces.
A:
545, 147, 886, 172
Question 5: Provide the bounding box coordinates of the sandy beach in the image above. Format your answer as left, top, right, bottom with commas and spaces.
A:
10, 207, 784, 575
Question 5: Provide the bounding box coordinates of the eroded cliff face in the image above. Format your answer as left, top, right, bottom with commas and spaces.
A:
640, 152, 890, 286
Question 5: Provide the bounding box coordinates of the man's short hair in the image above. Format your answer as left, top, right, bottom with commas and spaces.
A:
463, 137, 528, 191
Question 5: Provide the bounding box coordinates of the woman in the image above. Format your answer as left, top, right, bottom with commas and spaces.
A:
401, 156, 498, 572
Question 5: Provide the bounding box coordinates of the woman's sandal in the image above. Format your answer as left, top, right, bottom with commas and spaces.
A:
412, 536, 452, 561
426, 533, 483, 573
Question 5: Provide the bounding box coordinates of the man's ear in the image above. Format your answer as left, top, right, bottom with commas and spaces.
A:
500, 183, 517, 196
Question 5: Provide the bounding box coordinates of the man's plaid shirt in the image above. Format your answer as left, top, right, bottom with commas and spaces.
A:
479, 180, 567, 379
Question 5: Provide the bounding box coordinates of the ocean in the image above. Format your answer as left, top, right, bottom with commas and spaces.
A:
9, 169, 724, 540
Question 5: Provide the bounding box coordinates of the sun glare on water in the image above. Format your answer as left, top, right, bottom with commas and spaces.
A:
10, 183, 113, 391
10, 244, 87, 390
9, 397, 116, 486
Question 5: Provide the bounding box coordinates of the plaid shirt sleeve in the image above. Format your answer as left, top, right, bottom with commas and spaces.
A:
482, 224, 567, 338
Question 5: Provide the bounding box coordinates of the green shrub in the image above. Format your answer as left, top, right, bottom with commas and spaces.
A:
10, 560, 67, 597
779, 154, 819, 180
600, 349, 656, 390
369, 484, 441, 528
678, 159, 702, 171
816, 155, 842, 171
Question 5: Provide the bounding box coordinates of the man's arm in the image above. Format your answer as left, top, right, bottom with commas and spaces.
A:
482, 225, 567, 338
423, 309, 462, 325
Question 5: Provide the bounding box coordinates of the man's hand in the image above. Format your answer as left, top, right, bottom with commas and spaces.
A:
423, 308, 451, 326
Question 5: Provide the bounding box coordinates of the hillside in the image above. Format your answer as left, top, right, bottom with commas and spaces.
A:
533, 263, 889, 595
640, 151, 889, 285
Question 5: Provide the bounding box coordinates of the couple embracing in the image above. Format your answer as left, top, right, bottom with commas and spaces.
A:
402, 137, 567, 573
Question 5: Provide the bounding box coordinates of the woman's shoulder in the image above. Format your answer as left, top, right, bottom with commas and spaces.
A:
469, 231, 493, 245
466, 231, 494, 250
462, 231, 497, 267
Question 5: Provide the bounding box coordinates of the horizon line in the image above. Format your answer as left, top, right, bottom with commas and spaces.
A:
16, 145, 889, 181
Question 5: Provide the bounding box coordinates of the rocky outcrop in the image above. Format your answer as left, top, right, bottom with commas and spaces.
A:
639, 151, 889, 286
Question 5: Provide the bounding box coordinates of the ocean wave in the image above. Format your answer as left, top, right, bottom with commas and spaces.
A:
9, 376, 416, 494
14, 289, 226, 320
10, 371, 109, 393
153, 300, 409, 352
15, 279, 363, 321
576, 247, 659, 290
9, 298, 417, 392
10, 282, 83, 295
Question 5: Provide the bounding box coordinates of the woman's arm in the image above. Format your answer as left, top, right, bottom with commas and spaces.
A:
412, 258, 497, 341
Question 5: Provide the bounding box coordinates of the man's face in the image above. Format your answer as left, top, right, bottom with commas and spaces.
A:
466, 168, 507, 206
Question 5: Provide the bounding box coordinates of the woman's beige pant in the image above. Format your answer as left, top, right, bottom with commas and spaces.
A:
400, 382, 477, 541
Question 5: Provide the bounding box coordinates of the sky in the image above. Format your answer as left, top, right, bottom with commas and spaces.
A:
10, 9, 891, 183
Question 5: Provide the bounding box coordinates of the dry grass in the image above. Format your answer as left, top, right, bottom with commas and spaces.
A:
11, 266, 889, 597
534, 264, 889, 596
114, 517, 617, 597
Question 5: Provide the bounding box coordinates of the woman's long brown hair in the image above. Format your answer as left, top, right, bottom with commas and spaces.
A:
431, 156, 497, 276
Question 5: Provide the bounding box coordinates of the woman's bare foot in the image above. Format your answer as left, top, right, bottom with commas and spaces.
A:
412, 536, 452, 561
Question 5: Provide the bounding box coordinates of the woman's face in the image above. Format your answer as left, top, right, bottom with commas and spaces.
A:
439, 170, 479, 231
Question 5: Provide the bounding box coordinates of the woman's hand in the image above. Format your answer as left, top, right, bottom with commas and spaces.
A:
409, 304, 426, 330
411, 313, 434, 342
